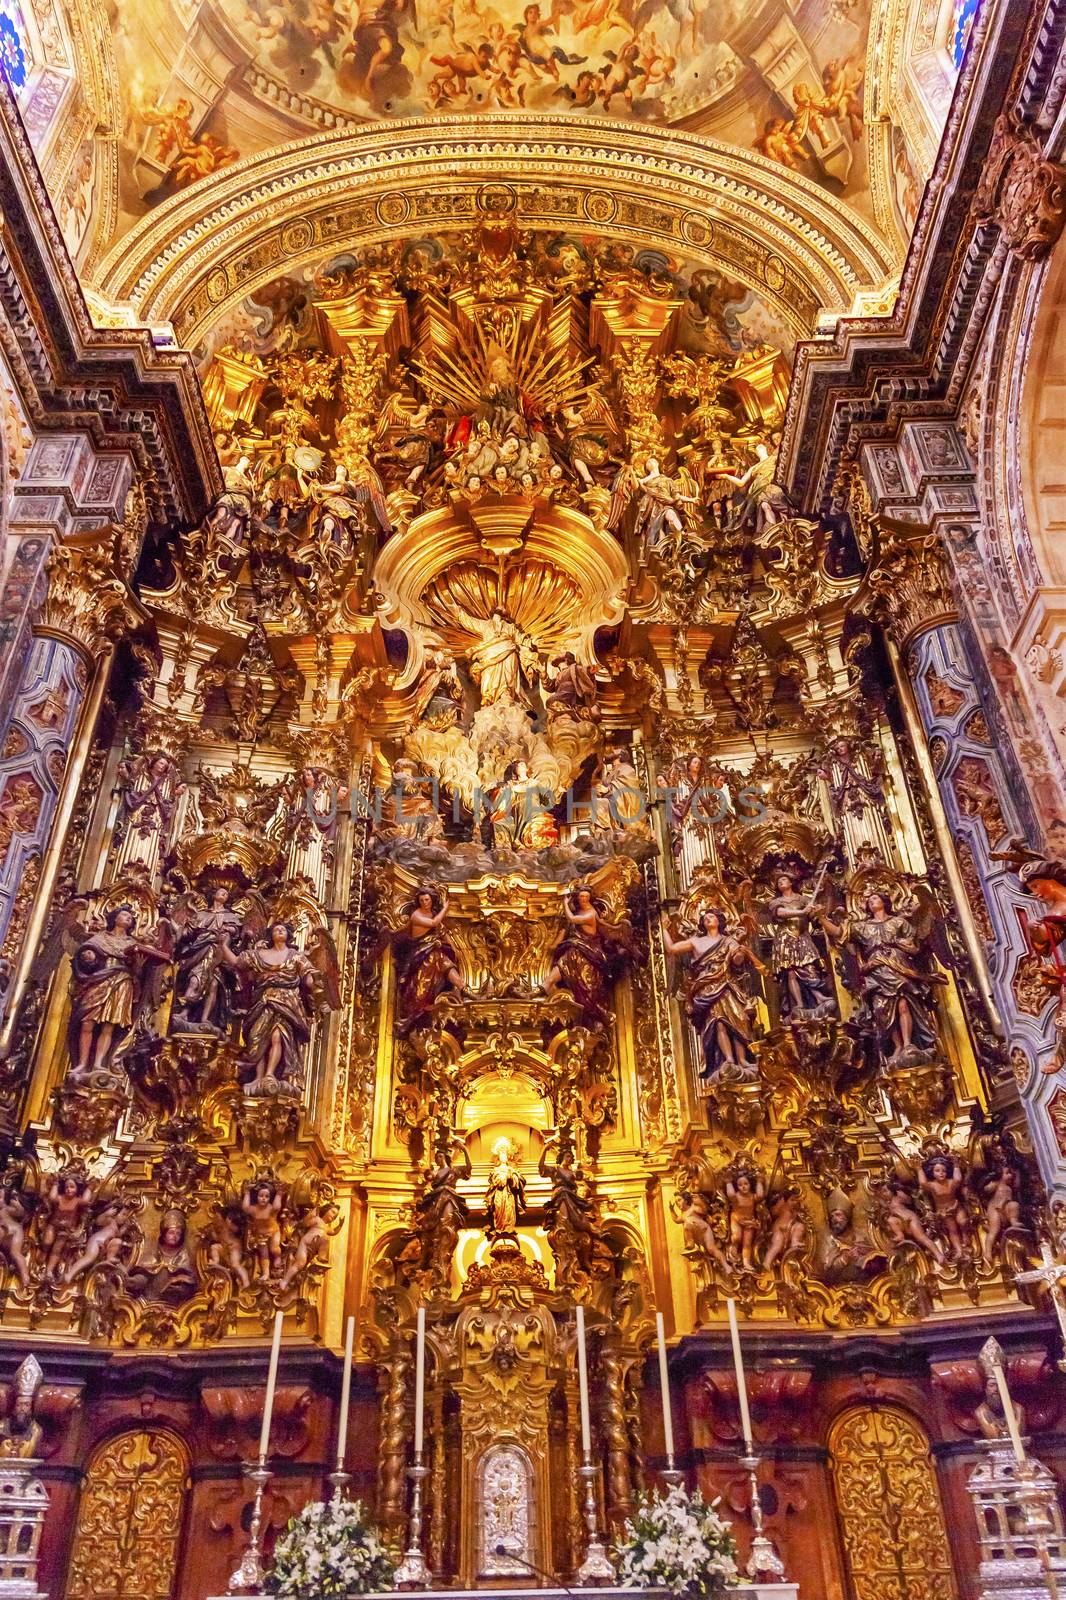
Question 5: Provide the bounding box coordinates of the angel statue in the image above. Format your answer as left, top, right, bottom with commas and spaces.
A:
632, 459, 699, 555
116, 749, 186, 849
714, 432, 789, 536
411, 1131, 471, 1284
64, 904, 172, 1083
168, 885, 244, 1034
661, 907, 764, 1083
217, 921, 341, 1096
450, 604, 540, 710
760, 867, 837, 1022
544, 884, 639, 1025
392, 887, 466, 1036
307, 457, 391, 542
539, 1129, 610, 1284
819, 882, 946, 1068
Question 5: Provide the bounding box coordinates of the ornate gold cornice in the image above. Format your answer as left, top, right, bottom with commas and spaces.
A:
93, 117, 896, 347
35, 533, 144, 660
856, 515, 957, 649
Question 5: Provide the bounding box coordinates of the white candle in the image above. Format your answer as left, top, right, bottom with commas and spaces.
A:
336, 1315, 355, 1472
726, 1298, 753, 1455
413, 1306, 426, 1458
656, 1312, 675, 1460
575, 1305, 592, 1456
258, 1310, 284, 1463
991, 1360, 1026, 1465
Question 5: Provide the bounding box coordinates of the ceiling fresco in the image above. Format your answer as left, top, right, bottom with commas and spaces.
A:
100, 0, 879, 238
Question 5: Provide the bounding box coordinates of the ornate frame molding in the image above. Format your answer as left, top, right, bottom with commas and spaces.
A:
92, 115, 897, 347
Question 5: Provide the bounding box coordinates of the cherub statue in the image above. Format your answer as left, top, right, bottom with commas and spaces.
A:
661, 908, 763, 1083
204, 1204, 251, 1289
873, 1175, 944, 1264
280, 1202, 338, 1292
980, 1162, 1025, 1264
217, 921, 340, 1096
40, 1169, 93, 1280
677, 1191, 728, 1269
60, 1196, 140, 1286
763, 1186, 808, 1271
62, 904, 172, 1083
918, 1152, 973, 1261
242, 1179, 285, 1281
724, 1167, 766, 1271
0, 1183, 31, 1291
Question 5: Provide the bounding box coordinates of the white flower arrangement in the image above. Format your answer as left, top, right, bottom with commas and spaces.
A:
266, 1496, 396, 1600
615, 1483, 739, 1598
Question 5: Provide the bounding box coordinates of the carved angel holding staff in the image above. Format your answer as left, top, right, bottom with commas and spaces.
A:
818, 868, 947, 1068
661, 905, 764, 1082
217, 919, 340, 1096
60, 903, 172, 1083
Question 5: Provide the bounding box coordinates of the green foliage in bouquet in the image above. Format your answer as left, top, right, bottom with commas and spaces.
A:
266, 1496, 396, 1599
615, 1482, 739, 1598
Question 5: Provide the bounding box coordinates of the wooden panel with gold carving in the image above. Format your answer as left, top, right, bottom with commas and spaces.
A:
64, 1428, 189, 1600
828, 1405, 957, 1600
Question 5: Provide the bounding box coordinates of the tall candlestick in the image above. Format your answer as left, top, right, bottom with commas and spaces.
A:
726, 1299, 753, 1454
575, 1305, 592, 1455
656, 1312, 675, 1460
336, 1315, 355, 1472
413, 1306, 426, 1457
258, 1310, 284, 1463
992, 1360, 1026, 1465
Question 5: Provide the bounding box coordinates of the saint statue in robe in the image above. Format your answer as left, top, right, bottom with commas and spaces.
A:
450, 604, 540, 709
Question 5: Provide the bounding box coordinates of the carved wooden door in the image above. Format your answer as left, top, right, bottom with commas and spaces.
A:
65, 1428, 189, 1600
829, 1405, 958, 1600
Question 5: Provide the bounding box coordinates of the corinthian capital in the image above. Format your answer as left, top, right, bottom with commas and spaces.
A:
35, 533, 141, 658
859, 517, 957, 650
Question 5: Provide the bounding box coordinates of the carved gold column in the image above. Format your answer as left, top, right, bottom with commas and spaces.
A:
0, 532, 141, 1056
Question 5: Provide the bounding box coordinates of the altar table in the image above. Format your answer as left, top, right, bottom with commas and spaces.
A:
210, 1586, 800, 1598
